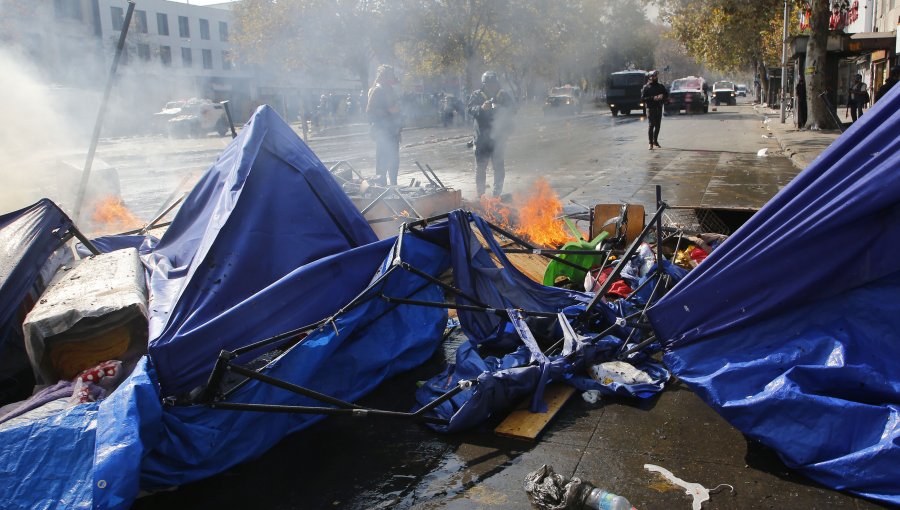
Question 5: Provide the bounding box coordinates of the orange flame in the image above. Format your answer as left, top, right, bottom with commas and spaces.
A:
478, 195, 514, 230
90, 197, 142, 233
514, 178, 572, 247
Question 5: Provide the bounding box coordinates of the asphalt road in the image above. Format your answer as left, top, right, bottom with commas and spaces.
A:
89, 98, 797, 227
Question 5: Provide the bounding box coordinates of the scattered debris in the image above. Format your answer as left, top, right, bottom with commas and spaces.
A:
524, 464, 633, 510
644, 464, 734, 510
757, 148, 768, 157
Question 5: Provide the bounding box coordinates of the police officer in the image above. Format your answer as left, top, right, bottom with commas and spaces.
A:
467, 71, 517, 198
641, 70, 668, 150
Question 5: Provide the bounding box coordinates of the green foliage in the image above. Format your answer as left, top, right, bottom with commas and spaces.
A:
655, 0, 799, 73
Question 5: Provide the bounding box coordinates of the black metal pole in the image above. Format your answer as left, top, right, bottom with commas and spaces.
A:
73, 0, 136, 222
206, 402, 451, 425
140, 192, 185, 234
578, 203, 668, 318
485, 221, 593, 273
424, 163, 446, 188
656, 185, 664, 273
220, 100, 238, 138
414, 161, 439, 187
380, 294, 559, 318
396, 260, 490, 308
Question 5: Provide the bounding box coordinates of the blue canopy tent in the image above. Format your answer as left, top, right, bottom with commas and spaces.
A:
647, 86, 900, 504
0, 107, 451, 510
0, 200, 75, 405
0, 105, 670, 510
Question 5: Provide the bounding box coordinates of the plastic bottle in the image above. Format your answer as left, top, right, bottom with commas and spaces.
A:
582, 487, 634, 510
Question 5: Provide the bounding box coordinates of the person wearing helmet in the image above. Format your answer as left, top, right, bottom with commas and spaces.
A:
847, 73, 868, 122
366, 65, 403, 185
641, 70, 668, 150
873, 65, 899, 104
466, 71, 517, 198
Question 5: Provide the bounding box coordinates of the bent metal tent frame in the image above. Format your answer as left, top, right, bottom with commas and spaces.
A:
0, 106, 673, 510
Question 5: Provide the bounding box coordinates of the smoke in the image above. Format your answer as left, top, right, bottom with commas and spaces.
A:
0, 47, 92, 214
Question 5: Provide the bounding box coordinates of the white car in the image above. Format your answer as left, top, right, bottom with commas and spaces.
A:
155, 98, 229, 137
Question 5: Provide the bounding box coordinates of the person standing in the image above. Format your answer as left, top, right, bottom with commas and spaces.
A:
466, 71, 517, 198
795, 74, 807, 129
847, 73, 867, 122
874, 65, 900, 103
641, 70, 668, 150
366, 65, 402, 186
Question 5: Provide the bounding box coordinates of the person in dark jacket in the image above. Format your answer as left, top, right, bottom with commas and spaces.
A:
366, 65, 403, 185
641, 70, 668, 149
874, 65, 899, 103
466, 71, 517, 197
795, 74, 807, 129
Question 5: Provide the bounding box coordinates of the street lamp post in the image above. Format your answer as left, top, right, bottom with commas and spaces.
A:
780, 0, 791, 124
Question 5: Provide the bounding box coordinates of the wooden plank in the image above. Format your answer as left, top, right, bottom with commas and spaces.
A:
494, 383, 576, 441
592, 204, 645, 244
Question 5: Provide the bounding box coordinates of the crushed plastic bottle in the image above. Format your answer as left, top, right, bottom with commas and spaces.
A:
524, 464, 636, 510
583, 487, 634, 510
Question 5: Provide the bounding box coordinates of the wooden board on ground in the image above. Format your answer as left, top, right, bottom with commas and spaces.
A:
494, 383, 576, 441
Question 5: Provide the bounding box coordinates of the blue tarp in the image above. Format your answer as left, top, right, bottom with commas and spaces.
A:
0, 104, 668, 510
144, 106, 378, 397
647, 85, 900, 504
0, 200, 72, 405
0, 107, 447, 510
415, 211, 669, 432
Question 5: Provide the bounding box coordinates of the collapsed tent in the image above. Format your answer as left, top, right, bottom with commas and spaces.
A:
0, 200, 74, 405
0, 106, 670, 510
647, 86, 900, 504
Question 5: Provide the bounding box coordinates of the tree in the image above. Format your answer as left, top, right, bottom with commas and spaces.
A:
803, 0, 837, 129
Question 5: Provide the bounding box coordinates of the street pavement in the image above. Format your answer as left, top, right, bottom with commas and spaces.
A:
127, 101, 891, 510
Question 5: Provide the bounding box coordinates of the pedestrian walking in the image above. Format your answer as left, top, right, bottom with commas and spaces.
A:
466, 71, 517, 198
641, 70, 668, 150
874, 65, 900, 104
846, 73, 868, 122
795, 74, 807, 129
366, 65, 402, 186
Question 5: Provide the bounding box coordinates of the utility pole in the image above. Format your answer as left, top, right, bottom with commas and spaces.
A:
780, 0, 791, 124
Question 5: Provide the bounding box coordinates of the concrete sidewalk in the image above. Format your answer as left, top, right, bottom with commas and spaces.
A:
754, 105, 857, 170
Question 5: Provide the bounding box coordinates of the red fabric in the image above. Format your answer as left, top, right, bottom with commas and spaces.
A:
689, 247, 709, 264
595, 267, 633, 298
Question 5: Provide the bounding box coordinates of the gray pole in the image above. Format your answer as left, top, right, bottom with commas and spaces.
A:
780, 0, 790, 123
73, 1, 136, 222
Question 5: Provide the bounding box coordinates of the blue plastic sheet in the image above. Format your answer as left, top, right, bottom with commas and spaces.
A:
0, 199, 72, 405
416, 211, 668, 432
144, 106, 378, 397
648, 85, 900, 504
0, 107, 448, 510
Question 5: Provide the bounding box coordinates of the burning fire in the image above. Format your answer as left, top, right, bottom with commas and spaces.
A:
515, 178, 572, 247
476, 177, 579, 248
90, 196, 142, 233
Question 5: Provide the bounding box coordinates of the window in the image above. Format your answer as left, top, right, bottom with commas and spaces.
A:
202, 49, 213, 69
181, 47, 192, 67
222, 50, 231, 70
137, 43, 151, 61
178, 16, 189, 38
54, 0, 82, 21
219, 21, 228, 42
160, 45, 172, 66
199, 19, 210, 40
110, 6, 124, 31
134, 10, 148, 34
157, 13, 169, 36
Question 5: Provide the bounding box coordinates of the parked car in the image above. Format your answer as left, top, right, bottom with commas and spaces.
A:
666, 76, 709, 114
158, 98, 229, 138
736, 84, 748, 97
543, 85, 582, 115
712, 81, 737, 106
606, 70, 648, 116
